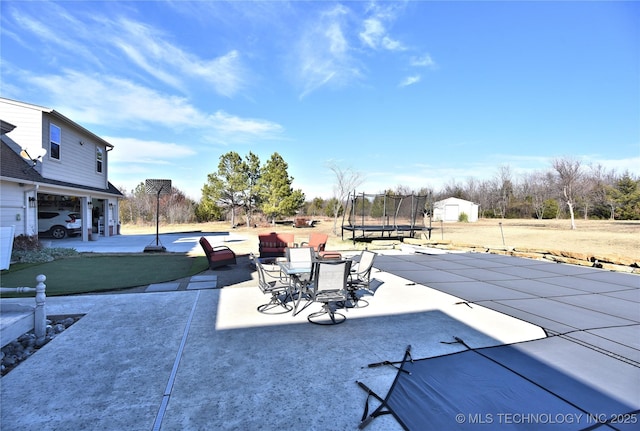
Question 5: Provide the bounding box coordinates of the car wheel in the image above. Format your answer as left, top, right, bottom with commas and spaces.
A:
50, 226, 67, 239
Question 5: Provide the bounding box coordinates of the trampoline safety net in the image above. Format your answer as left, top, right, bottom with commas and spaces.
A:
342, 192, 431, 242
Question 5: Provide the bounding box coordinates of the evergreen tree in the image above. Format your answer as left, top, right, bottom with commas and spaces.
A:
324, 198, 342, 218
608, 173, 640, 220
259, 153, 305, 223
307, 197, 325, 217
241, 152, 261, 227
202, 152, 247, 227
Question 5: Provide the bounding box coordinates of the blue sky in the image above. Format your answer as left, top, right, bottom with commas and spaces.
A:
1, 1, 638, 200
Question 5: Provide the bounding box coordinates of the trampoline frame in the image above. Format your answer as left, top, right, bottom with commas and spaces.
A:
341, 192, 432, 243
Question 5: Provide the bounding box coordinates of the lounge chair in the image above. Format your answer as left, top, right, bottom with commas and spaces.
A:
199, 237, 236, 269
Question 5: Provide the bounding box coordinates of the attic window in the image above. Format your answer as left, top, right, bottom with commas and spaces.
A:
96, 147, 104, 173
50, 123, 61, 160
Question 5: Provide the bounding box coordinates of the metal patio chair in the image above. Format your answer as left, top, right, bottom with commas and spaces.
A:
253, 255, 292, 314
346, 250, 377, 307
307, 259, 352, 325
285, 246, 316, 315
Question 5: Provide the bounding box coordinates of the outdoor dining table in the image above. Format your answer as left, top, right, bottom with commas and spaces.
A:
278, 260, 314, 316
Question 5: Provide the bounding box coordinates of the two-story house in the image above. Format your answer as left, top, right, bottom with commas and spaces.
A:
0, 97, 123, 242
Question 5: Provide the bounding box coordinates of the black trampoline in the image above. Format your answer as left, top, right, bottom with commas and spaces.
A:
341, 192, 432, 243
357, 253, 640, 430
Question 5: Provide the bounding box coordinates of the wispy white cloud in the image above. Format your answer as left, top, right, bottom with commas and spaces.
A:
210, 111, 283, 136
26, 70, 205, 128
359, 18, 383, 49
296, 4, 364, 98
111, 18, 247, 97
6, 4, 105, 68
294, 2, 418, 98
593, 156, 640, 174
21, 69, 283, 141
105, 136, 197, 165
399, 55, 436, 89
358, 0, 407, 52
359, 17, 405, 51
399, 75, 421, 87
5, 5, 248, 98
411, 54, 436, 68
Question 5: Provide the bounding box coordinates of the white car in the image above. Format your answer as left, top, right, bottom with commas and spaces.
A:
38, 211, 82, 239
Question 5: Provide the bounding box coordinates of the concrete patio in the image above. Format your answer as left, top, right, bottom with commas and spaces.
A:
1, 232, 638, 430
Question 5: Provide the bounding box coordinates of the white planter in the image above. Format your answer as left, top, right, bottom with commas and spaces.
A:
0, 226, 15, 270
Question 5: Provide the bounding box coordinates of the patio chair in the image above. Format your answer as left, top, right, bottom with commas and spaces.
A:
307, 259, 352, 325
253, 255, 292, 314
285, 246, 315, 315
346, 250, 377, 307
300, 233, 328, 253
199, 237, 236, 269
301, 233, 343, 259
286, 246, 315, 264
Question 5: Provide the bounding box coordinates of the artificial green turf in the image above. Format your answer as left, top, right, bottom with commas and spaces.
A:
0, 254, 209, 296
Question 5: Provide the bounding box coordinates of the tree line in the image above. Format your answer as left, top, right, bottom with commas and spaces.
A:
118, 151, 306, 227
433, 160, 639, 226
118, 155, 640, 226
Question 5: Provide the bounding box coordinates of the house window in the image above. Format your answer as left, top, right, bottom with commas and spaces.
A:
96, 147, 104, 173
50, 124, 61, 160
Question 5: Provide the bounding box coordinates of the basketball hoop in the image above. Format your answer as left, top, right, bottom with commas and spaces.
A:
144, 179, 172, 252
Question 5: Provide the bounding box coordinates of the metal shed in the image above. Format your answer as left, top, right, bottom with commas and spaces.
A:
433, 197, 479, 222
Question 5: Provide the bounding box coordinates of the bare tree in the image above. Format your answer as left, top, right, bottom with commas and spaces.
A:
328, 162, 364, 235
463, 177, 480, 204
494, 165, 513, 218
522, 170, 554, 219
475, 179, 493, 218
552, 157, 582, 229
439, 178, 465, 200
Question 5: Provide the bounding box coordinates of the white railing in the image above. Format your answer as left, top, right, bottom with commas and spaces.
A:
0, 274, 47, 347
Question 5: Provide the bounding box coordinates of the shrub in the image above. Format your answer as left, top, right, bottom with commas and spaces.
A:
12, 235, 42, 252
11, 247, 79, 264
458, 212, 469, 222
542, 199, 560, 219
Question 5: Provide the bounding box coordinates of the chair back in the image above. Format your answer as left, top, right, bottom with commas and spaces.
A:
354, 250, 377, 278
306, 233, 328, 252
254, 257, 270, 292
284, 247, 313, 263
312, 259, 352, 295
199, 237, 213, 259
286, 246, 315, 282
285, 246, 314, 266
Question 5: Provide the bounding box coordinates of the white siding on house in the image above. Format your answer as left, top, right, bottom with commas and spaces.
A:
2, 98, 120, 242
40, 114, 108, 189
0, 181, 38, 237
1, 99, 110, 190
0, 101, 44, 158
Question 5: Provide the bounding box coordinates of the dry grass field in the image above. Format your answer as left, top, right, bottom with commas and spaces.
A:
123, 217, 639, 266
